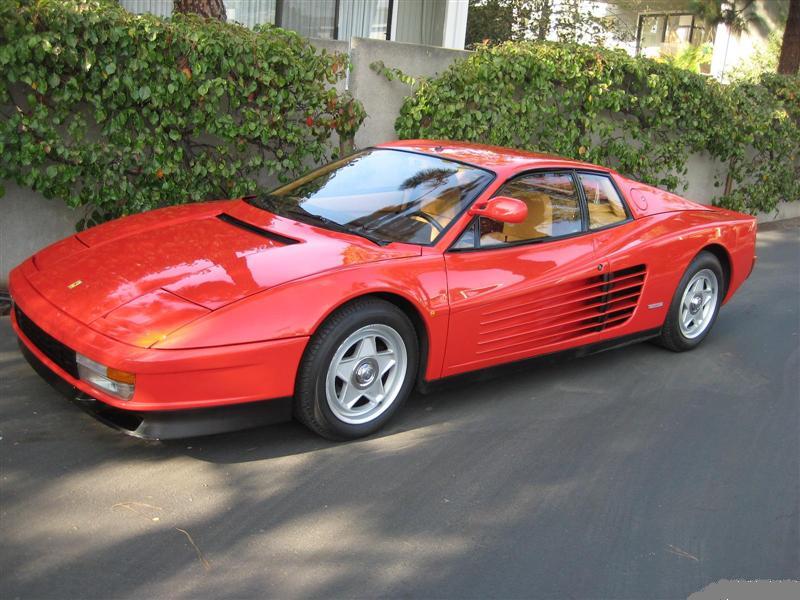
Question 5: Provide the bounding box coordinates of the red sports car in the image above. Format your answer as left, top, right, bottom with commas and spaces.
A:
9, 141, 757, 440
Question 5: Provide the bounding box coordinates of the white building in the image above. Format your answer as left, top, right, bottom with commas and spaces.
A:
121, 0, 470, 49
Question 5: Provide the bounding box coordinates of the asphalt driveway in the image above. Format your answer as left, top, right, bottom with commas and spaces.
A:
1, 219, 798, 599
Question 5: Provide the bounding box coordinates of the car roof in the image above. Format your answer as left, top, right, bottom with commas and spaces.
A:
376, 139, 613, 177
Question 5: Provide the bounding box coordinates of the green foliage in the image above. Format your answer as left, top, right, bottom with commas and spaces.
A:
465, 0, 514, 47
465, 0, 634, 49
392, 42, 799, 214
0, 0, 364, 226
730, 30, 783, 81
657, 42, 713, 74
369, 60, 422, 88
720, 73, 800, 213
688, 0, 764, 34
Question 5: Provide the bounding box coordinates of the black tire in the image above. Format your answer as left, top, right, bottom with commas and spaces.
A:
657, 250, 725, 352
294, 298, 419, 440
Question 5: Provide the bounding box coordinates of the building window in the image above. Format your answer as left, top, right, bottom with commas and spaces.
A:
121, 0, 173, 19
120, 0, 466, 49
666, 14, 694, 45
225, 1, 276, 28
339, 0, 391, 40
636, 13, 715, 58
120, 0, 394, 42
639, 14, 667, 53
279, 0, 336, 39
394, 0, 446, 46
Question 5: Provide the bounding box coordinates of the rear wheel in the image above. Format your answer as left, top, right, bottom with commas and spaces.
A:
294, 298, 418, 440
657, 251, 724, 352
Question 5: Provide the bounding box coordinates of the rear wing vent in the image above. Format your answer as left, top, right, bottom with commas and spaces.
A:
217, 213, 299, 245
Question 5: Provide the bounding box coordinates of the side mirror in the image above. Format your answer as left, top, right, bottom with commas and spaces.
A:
468, 196, 528, 224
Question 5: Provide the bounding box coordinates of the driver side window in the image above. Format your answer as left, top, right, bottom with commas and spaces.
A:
454, 172, 582, 249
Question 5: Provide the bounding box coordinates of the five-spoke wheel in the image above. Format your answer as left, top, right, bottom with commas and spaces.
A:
678, 269, 719, 339
294, 298, 418, 440
325, 324, 407, 425
658, 251, 725, 351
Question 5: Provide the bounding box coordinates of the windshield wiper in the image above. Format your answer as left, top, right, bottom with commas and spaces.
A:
286, 207, 388, 246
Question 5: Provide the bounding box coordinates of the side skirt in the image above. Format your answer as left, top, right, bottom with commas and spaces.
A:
417, 328, 661, 394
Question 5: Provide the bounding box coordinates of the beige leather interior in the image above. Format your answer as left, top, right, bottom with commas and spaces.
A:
417, 187, 463, 241
424, 188, 461, 222
470, 174, 626, 247
584, 179, 626, 228
480, 193, 553, 246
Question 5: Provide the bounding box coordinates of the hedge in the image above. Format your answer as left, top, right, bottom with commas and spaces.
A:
0, 0, 364, 226
393, 42, 799, 215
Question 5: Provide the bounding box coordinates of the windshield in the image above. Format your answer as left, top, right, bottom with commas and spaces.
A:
246, 149, 494, 245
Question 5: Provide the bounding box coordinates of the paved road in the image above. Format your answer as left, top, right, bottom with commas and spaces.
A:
1, 220, 798, 599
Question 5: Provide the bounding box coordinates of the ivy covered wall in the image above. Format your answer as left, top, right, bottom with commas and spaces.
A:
0, 0, 364, 227
392, 42, 800, 215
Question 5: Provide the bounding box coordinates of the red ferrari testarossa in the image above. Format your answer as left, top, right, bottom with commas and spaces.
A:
10, 141, 757, 440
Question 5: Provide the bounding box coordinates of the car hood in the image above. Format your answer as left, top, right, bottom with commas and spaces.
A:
26, 200, 420, 345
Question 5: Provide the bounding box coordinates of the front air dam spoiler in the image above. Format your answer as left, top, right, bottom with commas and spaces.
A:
19, 340, 293, 440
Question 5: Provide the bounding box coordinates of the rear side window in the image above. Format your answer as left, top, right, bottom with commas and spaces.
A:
579, 173, 628, 229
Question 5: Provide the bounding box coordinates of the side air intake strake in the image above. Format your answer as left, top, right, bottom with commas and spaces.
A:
476, 264, 647, 355
216, 213, 299, 245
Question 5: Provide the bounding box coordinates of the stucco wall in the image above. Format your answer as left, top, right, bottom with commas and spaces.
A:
1, 36, 798, 286
1, 183, 84, 285
348, 37, 469, 148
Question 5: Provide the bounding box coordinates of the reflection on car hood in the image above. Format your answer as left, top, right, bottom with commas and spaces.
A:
26, 200, 420, 339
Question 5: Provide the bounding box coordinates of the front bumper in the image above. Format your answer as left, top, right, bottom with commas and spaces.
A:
9, 262, 308, 435
18, 340, 292, 439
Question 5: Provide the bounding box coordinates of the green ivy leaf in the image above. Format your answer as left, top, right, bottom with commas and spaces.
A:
390, 41, 799, 215
0, 0, 361, 225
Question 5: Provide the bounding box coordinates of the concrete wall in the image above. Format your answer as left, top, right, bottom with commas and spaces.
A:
1, 183, 84, 285
682, 153, 726, 205
348, 37, 469, 148
1, 36, 797, 286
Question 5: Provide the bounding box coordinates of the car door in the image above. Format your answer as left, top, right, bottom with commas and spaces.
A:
576, 171, 654, 335
442, 170, 612, 377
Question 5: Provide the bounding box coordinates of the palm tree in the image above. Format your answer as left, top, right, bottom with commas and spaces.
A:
690, 1, 764, 78
689, 0, 761, 34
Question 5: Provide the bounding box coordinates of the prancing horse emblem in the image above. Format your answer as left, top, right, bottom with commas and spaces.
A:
67, 280, 83, 289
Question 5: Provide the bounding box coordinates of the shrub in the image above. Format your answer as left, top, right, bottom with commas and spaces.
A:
0, 0, 364, 226
721, 73, 800, 213
393, 42, 799, 214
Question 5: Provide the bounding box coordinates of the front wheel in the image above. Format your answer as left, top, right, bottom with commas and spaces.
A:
294, 298, 418, 440
657, 251, 725, 352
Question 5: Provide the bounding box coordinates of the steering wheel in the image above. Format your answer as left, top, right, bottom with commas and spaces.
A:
410, 211, 444, 233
